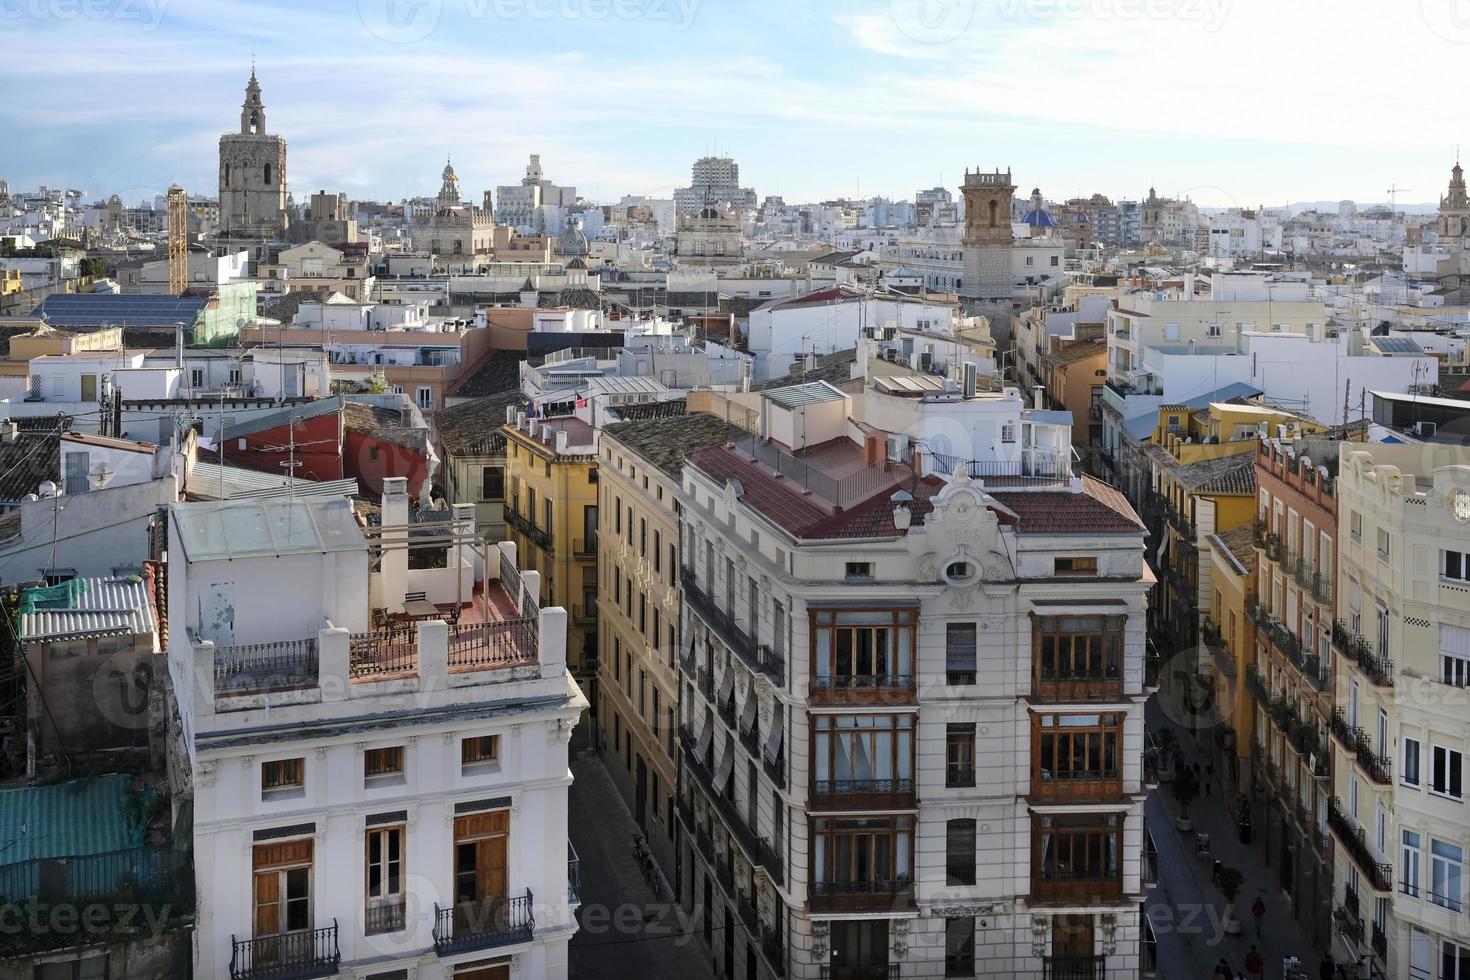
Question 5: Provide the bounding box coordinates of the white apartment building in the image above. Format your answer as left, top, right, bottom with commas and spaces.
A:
166, 483, 585, 980
674, 375, 1155, 980
1328, 445, 1470, 980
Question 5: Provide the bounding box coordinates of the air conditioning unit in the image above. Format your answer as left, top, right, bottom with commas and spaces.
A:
883, 347, 900, 362
919, 351, 933, 372
1413, 420, 1438, 438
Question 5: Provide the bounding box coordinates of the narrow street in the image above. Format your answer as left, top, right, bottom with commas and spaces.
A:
1145, 697, 1328, 980
568, 734, 713, 980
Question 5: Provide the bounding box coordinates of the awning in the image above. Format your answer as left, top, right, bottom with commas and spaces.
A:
682, 629, 696, 662
764, 718, 784, 764
717, 667, 734, 704
712, 749, 734, 793
739, 691, 757, 733
696, 715, 714, 759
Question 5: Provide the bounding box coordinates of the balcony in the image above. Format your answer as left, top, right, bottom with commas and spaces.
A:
1333, 620, 1394, 688
809, 673, 916, 705
568, 842, 581, 904
809, 878, 915, 914
681, 729, 779, 881
504, 508, 552, 553
1244, 664, 1270, 707
1355, 741, 1392, 785
1031, 770, 1124, 804
819, 966, 899, 980
1032, 869, 1125, 905
1327, 798, 1392, 892
762, 931, 787, 977
573, 535, 597, 557
1030, 671, 1123, 703
681, 567, 783, 684
1329, 707, 1361, 752
810, 777, 916, 811
432, 890, 535, 956
763, 746, 787, 789
364, 900, 406, 936
1044, 956, 1107, 980
214, 638, 319, 695
1372, 921, 1387, 960
230, 923, 341, 980
1334, 905, 1364, 947
1312, 572, 1333, 605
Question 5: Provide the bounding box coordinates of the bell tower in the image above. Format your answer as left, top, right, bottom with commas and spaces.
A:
1440, 162, 1470, 242
960, 167, 1015, 300
219, 66, 288, 241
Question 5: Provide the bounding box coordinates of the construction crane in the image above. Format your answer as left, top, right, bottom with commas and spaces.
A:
166, 185, 187, 295
1387, 184, 1412, 214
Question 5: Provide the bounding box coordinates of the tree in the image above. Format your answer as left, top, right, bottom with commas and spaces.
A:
1217, 866, 1244, 904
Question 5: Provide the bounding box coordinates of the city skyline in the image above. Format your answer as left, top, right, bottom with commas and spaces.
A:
3, 0, 1470, 208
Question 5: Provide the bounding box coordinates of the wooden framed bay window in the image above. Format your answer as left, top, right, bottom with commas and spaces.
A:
1032, 614, 1125, 700
1032, 812, 1124, 904
1032, 711, 1123, 801
810, 607, 916, 701
810, 815, 915, 912
811, 713, 915, 806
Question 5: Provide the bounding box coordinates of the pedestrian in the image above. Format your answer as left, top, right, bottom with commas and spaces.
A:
1205, 761, 1214, 795
1213, 957, 1232, 980
1212, 858, 1222, 885
1245, 944, 1264, 979
1251, 895, 1266, 938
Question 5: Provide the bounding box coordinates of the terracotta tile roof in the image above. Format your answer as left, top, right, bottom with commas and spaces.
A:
603, 412, 749, 479
435, 390, 522, 456
451, 350, 524, 398
1212, 523, 1257, 576
988, 476, 1146, 534
685, 445, 830, 534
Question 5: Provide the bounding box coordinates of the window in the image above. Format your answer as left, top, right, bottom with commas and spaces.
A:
1032, 615, 1124, 693
945, 819, 976, 885
461, 735, 500, 771
1376, 527, 1390, 561
1432, 839, 1464, 912
1053, 556, 1098, 576
946, 724, 976, 787
1403, 828, 1422, 898
1350, 510, 1362, 541
810, 608, 916, 690
810, 815, 912, 891
1001, 423, 1016, 443
812, 714, 915, 795
1034, 812, 1122, 892
1445, 653, 1470, 688
364, 825, 405, 934
252, 839, 313, 938
415, 386, 433, 411
479, 466, 504, 501
1444, 940, 1470, 980
190, 368, 205, 389
945, 916, 976, 976
365, 746, 404, 781
1403, 736, 1421, 787
1432, 745, 1463, 799
946, 623, 977, 685
844, 562, 873, 580
1446, 549, 1470, 582
262, 758, 303, 796
1036, 712, 1121, 787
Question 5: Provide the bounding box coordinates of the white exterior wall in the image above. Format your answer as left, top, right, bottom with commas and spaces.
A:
676, 455, 1151, 980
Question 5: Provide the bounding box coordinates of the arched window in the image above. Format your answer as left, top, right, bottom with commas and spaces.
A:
987, 200, 998, 227
223, 164, 230, 188
264, 163, 272, 185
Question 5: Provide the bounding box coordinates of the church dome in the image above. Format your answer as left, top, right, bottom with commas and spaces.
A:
1021, 208, 1060, 228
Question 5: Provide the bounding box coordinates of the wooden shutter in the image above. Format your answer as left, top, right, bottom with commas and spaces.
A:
479, 833, 507, 902
253, 871, 280, 936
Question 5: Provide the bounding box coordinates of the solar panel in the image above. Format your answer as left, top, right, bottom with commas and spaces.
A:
32, 294, 208, 327
1372, 336, 1423, 355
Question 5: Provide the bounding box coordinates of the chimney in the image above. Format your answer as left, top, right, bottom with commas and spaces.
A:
2, 421, 17, 443
505, 405, 516, 425
555, 430, 569, 454
1032, 385, 1045, 410
805, 351, 817, 373
380, 477, 410, 613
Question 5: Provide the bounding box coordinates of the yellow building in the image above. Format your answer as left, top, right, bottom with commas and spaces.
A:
0, 269, 21, 297
502, 413, 600, 685
1203, 522, 1258, 796
1143, 403, 1327, 653
594, 411, 746, 872
1040, 337, 1107, 464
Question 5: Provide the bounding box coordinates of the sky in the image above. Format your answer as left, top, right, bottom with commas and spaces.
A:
3, 0, 1470, 210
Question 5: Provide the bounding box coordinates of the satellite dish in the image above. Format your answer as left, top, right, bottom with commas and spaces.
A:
88, 463, 116, 490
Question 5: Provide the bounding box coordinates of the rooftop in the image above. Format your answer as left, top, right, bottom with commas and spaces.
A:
763, 381, 847, 410
603, 412, 749, 479
1144, 447, 1257, 495
0, 775, 150, 864
19, 574, 158, 643
1212, 523, 1258, 576
435, 389, 524, 457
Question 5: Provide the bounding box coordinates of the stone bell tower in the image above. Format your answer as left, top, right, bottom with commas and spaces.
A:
218, 67, 288, 241
960, 167, 1015, 300
1440, 162, 1470, 242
